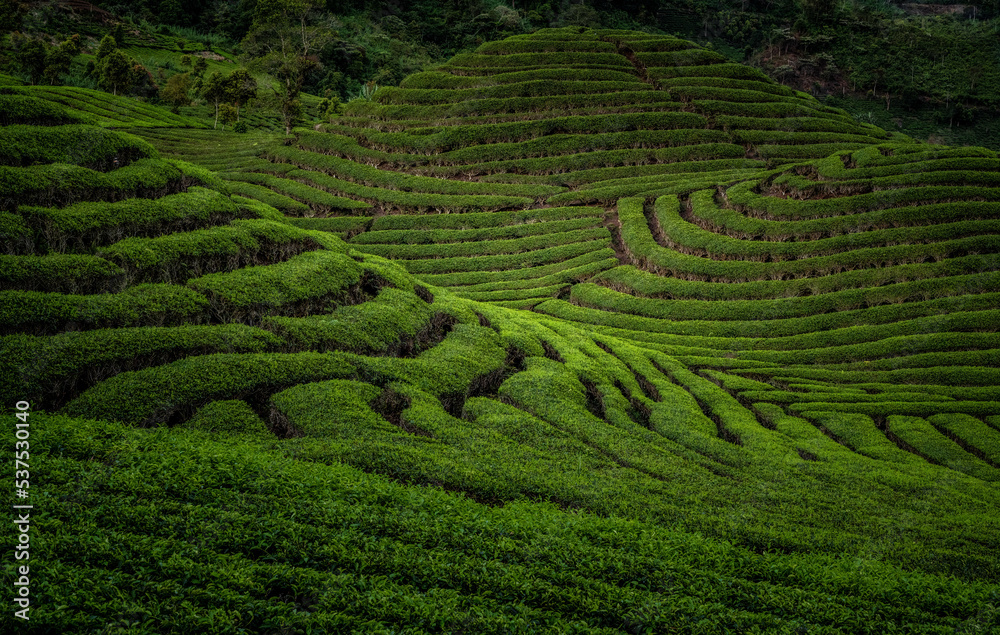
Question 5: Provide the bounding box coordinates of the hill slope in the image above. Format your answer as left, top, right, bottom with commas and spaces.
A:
2, 27, 999, 633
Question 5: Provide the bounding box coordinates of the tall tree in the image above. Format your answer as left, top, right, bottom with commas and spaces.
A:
202, 71, 228, 128
10, 33, 47, 85
240, 0, 334, 134
0, 0, 24, 33
43, 34, 82, 85
95, 34, 117, 61
98, 49, 134, 96
161, 72, 193, 113
225, 68, 258, 121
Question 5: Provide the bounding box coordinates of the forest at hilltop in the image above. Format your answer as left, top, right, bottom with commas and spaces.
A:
2, 0, 1000, 147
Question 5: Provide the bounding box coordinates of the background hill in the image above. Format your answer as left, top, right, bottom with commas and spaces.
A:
0, 0, 1000, 149
3, 0, 999, 147
1, 16, 1000, 635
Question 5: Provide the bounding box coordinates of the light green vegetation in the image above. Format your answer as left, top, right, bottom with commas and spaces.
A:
3, 26, 999, 634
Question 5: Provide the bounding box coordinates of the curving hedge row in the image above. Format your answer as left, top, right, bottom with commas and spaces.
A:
375, 79, 649, 106
442, 51, 633, 70
798, 411, 919, 463
290, 169, 533, 212
220, 180, 311, 215
658, 195, 1000, 261
815, 153, 1000, 180
425, 143, 747, 178
887, 416, 1000, 481
0, 125, 157, 169
17, 187, 250, 253
2, 323, 282, 409
692, 99, 852, 121
690, 189, 1000, 241
354, 227, 609, 260
98, 219, 345, 284
572, 269, 1000, 322
929, 413, 1000, 465
371, 206, 602, 232
268, 145, 562, 198
186, 249, 367, 324
475, 39, 618, 55
218, 172, 371, 213
536, 292, 1000, 339
594, 256, 1000, 301
0, 94, 91, 126
0, 253, 124, 293
398, 68, 642, 90
637, 49, 728, 67
727, 180, 1000, 220
548, 169, 761, 205
351, 217, 601, 246
391, 111, 707, 150
61, 351, 357, 426
399, 239, 611, 275
659, 77, 796, 98
416, 249, 617, 287
0, 159, 186, 211
449, 257, 616, 294
359, 91, 676, 121
0, 284, 209, 335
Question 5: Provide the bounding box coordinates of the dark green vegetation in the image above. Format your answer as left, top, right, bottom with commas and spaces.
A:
5, 0, 1000, 150
2, 26, 1000, 634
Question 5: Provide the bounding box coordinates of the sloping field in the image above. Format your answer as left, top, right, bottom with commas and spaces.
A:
2, 27, 999, 634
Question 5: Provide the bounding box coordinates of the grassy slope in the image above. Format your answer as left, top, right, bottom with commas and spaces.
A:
2, 27, 1000, 634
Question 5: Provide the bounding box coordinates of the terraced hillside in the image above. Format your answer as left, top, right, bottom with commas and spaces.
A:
2, 27, 999, 634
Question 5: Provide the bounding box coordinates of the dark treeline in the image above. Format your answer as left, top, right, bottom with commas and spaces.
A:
3, 0, 1000, 145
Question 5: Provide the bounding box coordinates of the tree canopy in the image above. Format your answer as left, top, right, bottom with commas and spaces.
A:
241, 0, 334, 134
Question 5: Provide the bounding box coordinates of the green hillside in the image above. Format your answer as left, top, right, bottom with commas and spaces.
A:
2, 27, 1000, 633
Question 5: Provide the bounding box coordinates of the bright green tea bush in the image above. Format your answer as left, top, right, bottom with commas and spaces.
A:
6, 25, 1000, 633
0, 125, 158, 168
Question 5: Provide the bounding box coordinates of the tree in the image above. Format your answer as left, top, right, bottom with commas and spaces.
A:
111, 22, 126, 48
240, 0, 334, 134
95, 35, 116, 61
161, 72, 192, 113
0, 0, 24, 33
225, 68, 258, 121
318, 91, 342, 122
192, 56, 208, 76
218, 103, 238, 130
203, 71, 228, 128
98, 49, 134, 95
43, 34, 82, 85
10, 33, 47, 85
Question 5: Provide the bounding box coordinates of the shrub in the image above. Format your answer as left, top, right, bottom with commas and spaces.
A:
19, 187, 247, 253
396, 239, 610, 275
3, 323, 282, 408
186, 249, 368, 324
98, 218, 343, 284
888, 415, 1000, 481
0, 159, 185, 211
356, 226, 608, 260
0, 284, 210, 335
219, 171, 374, 213
0, 94, 89, 126
62, 351, 358, 426
0, 253, 123, 293
264, 287, 435, 356
182, 400, 271, 436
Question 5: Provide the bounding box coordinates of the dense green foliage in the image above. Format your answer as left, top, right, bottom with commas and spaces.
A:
2, 24, 999, 634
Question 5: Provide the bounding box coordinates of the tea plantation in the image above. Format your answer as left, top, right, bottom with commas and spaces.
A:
2, 27, 999, 634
